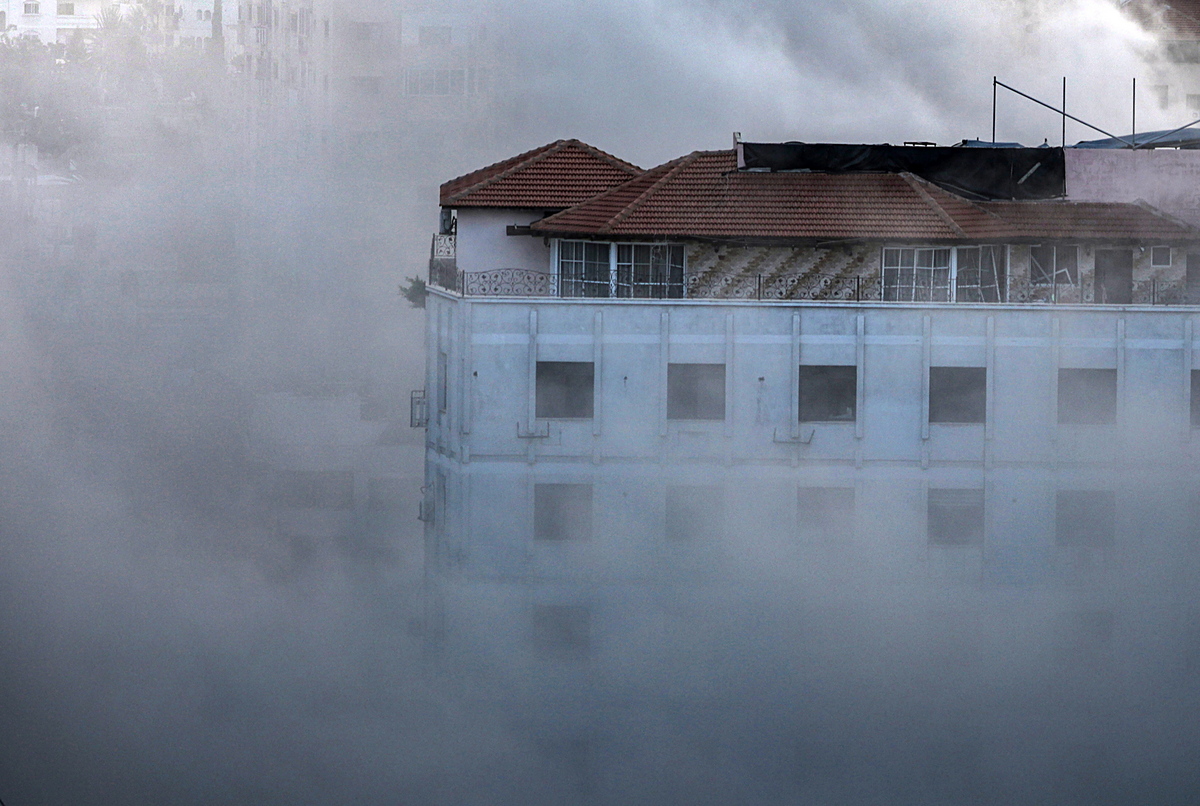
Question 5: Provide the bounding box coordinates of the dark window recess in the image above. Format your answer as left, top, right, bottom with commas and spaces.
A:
437, 351, 448, 414
928, 489, 985, 546
1093, 248, 1133, 305
534, 483, 592, 542
665, 485, 724, 541
1056, 490, 1116, 548
1058, 369, 1117, 425
270, 470, 354, 510
797, 487, 855, 542
667, 363, 725, 420
929, 367, 986, 424
798, 365, 856, 422
536, 362, 594, 419
1193, 371, 1200, 427
532, 604, 590, 652
1151, 246, 1172, 267
1187, 253, 1200, 304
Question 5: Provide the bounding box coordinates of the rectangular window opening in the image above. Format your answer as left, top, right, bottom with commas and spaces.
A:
536, 361, 594, 419
534, 483, 593, 542
1192, 370, 1200, 428
1151, 246, 1172, 267
928, 489, 985, 546
798, 365, 856, 422
1030, 245, 1079, 285
667, 363, 725, 421
1057, 368, 1117, 425
929, 367, 987, 424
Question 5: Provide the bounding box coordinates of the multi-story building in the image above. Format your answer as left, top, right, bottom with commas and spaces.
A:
416, 137, 1200, 799
0, 0, 101, 44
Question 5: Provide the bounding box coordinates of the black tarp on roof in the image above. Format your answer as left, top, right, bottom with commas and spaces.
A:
740, 142, 1066, 201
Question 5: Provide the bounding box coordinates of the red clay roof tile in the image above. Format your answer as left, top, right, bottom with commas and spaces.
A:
528, 148, 1198, 243
440, 139, 641, 209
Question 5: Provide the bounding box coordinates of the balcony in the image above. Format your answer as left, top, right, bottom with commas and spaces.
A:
426, 266, 1197, 305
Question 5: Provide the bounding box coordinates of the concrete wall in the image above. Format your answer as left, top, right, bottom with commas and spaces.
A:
1066, 147, 1200, 226
454, 207, 551, 274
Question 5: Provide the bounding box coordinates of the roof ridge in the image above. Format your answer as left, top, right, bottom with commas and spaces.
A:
900, 173, 968, 238
441, 140, 566, 199
1131, 198, 1199, 232
442, 139, 642, 205
601, 151, 705, 234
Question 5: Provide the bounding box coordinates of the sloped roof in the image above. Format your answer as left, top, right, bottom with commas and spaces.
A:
529, 149, 1198, 242
1124, 0, 1200, 39
440, 139, 642, 209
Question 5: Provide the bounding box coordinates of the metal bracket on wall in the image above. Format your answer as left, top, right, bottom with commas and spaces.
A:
773, 426, 815, 445
517, 422, 550, 439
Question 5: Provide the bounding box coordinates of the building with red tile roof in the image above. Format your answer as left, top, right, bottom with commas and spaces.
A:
440, 139, 641, 210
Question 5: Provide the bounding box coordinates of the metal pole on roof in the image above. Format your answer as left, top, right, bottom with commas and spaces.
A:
1132, 77, 1137, 148
994, 79, 1136, 147
992, 77, 997, 143
1062, 77, 1067, 147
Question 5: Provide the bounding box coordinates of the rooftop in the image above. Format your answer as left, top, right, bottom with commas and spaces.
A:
440, 139, 642, 210
528, 149, 1197, 243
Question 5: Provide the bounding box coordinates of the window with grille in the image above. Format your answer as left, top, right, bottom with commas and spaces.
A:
615, 244, 684, 298
557, 241, 684, 298
883, 247, 951, 301
557, 241, 611, 298
882, 246, 1007, 302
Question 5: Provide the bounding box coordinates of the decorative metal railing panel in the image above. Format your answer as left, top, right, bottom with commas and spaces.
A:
426, 266, 1200, 306
410, 389, 429, 429
433, 233, 456, 260
463, 269, 553, 297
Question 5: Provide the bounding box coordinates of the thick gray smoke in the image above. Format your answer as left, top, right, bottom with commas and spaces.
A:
1, 0, 1198, 803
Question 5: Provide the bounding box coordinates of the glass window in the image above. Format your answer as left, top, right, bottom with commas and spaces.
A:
1151, 246, 1172, 267
558, 241, 611, 298
615, 244, 684, 299
1030, 245, 1079, 285
882, 247, 951, 302
955, 246, 1007, 301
